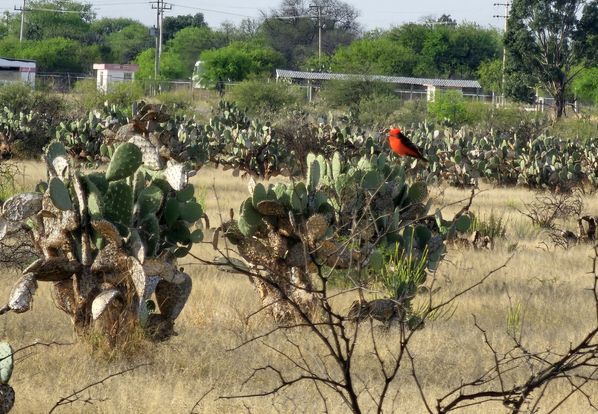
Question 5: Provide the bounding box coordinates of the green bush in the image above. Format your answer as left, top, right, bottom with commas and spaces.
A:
72, 79, 143, 114
355, 94, 402, 130
394, 99, 428, 127
229, 79, 303, 115
155, 89, 194, 115
320, 80, 396, 108
427, 90, 469, 128
0, 83, 65, 116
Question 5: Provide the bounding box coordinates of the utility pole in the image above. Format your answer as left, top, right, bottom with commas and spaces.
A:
150, 0, 172, 78
494, 2, 510, 105
309, 4, 322, 66
14, 0, 26, 43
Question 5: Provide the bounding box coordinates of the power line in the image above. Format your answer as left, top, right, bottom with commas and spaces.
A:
168, 3, 254, 18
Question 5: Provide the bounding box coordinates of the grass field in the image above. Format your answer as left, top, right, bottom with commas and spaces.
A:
1, 162, 597, 413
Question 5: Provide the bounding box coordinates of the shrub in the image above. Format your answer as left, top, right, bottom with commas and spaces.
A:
72, 79, 143, 115
471, 209, 508, 239
355, 94, 402, 130
155, 89, 194, 116
428, 90, 469, 128
319, 79, 395, 108
228, 79, 302, 115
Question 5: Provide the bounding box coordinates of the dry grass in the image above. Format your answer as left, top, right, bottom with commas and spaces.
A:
1, 163, 597, 413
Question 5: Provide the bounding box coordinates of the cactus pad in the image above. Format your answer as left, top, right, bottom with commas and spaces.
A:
251, 183, 267, 208
49, 178, 72, 211
105, 142, 143, 181
2, 192, 43, 222
0, 343, 13, 385
178, 201, 202, 223
454, 214, 472, 233
137, 185, 163, 218
164, 163, 187, 191
0, 384, 14, 414
91, 289, 121, 320
104, 180, 134, 226
164, 197, 180, 226
407, 181, 428, 204
176, 184, 194, 202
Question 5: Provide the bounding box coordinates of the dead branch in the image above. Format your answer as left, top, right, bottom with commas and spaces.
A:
48, 363, 151, 413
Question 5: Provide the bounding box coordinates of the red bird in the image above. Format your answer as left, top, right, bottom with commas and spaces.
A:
387, 128, 428, 162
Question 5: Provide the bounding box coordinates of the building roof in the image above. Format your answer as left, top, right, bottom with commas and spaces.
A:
275, 69, 481, 89
0, 57, 36, 69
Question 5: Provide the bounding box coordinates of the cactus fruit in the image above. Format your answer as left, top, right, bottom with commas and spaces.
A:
49, 178, 72, 211
0, 343, 13, 385
105, 142, 143, 181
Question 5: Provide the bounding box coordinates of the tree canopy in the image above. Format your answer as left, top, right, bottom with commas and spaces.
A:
261, 0, 361, 68
505, 0, 598, 117
162, 13, 207, 42
329, 22, 500, 80
199, 42, 285, 82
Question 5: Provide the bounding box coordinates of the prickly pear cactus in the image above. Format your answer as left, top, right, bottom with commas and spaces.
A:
219, 152, 471, 324
0, 342, 14, 414
0, 140, 205, 346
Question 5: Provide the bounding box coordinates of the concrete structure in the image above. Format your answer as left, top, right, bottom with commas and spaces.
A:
93, 63, 139, 92
0, 58, 36, 87
275, 69, 483, 102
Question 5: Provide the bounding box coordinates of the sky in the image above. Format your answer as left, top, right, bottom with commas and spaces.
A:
48, 0, 505, 31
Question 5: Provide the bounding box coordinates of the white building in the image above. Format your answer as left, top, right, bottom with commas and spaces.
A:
0, 57, 36, 87
93, 63, 139, 92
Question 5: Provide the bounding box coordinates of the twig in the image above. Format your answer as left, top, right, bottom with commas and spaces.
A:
48, 363, 151, 413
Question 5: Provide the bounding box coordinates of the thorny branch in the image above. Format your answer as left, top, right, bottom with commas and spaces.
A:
48, 363, 152, 413
431, 245, 598, 414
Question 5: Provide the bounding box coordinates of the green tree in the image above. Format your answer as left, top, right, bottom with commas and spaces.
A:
0, 37, 100, 72
200, 42, 285, 82
134, 48, 156, 80
162, 13, 207, 42
389, 23, 501, 78
330, 37, 417, 75
9, 0, 94, 42
572, 66, 598, 104
261, 0, 360, 68
505, 0, 598, 118
478, 59, 503, 94
166, 27, 225, 78
105, 23, 153, 63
